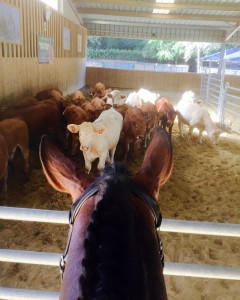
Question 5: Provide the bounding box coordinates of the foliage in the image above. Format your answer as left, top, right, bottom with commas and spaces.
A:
88, 48, 144, 61
87, 37, 237, 69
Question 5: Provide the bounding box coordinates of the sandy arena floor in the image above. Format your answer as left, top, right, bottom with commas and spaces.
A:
0, 90, 239, 300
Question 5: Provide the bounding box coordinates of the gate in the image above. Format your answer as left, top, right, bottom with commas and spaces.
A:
200, 59, 240, 134
200, 60, 226, 120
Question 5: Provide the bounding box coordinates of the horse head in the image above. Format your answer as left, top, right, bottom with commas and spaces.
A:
39, 127, 173, 300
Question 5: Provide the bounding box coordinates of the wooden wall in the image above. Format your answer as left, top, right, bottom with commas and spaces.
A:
86, 67, 240, 95
0, 0, 87, 103
86, 67, 202, 93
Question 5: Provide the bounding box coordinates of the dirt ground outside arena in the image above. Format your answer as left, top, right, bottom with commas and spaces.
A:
0, 90, 239, 300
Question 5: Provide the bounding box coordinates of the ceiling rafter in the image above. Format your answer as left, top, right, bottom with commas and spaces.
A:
77, 8, 240, 23
73, 0, 240, 12
225, 23, 240, 41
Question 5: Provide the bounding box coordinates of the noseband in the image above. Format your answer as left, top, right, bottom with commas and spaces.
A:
60, 173, 164, 278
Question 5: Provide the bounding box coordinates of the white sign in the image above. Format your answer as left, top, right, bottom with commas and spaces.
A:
0, 2, 21, 44
63, 27, 70, 50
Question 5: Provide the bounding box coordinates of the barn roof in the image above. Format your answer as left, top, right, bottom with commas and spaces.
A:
72, 0, 240, 43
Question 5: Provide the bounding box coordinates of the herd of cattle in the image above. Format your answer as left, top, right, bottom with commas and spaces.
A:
0, 83, 222, 192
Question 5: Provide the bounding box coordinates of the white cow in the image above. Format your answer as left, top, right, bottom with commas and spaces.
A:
137, 88, 160, 104
125, 91, 142, 108
176, 99, 222, 144
180, 90, 203, 105
67, 108, 123, 173
125, 89, 160, 108
103, 90, 127, 106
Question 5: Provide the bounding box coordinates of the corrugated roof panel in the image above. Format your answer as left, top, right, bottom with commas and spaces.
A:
76, 0, 240, 43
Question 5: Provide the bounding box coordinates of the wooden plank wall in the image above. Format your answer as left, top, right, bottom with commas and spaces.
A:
0, 0, 87, 103
86, 67, 202, 93
86, 68, 240, 95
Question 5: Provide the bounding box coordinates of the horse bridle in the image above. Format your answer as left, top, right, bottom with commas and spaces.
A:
60, 173, 164, 279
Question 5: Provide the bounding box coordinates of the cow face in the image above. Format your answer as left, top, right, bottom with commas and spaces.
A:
209, 129, 222, 145
130, 120, 146, 140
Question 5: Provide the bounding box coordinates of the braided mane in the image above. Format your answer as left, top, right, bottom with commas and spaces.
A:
79, 164, 146, 300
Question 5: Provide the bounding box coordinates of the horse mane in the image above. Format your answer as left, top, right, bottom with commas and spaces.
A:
79, 164, 146, 300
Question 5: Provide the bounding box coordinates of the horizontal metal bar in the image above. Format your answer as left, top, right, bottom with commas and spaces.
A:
0, 206, 69, 224
0, 249, 60, 266
1, 207, 240, 237
225, 93, 240, 101
0, 249, 239, 281
0, 287, 59, 300
224, 108, 240, 117
164, 262, 240, 280
160, 219, 240, 237
226, 85, 240, 92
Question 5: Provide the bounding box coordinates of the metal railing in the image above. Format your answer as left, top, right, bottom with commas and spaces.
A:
0, 206, 240, 300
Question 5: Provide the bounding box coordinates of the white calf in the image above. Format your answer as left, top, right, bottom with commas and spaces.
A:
125, 91, 142, 108
104, 90, 127, 106
137, 88, 160, 104
176, 100, 222, 144
67, 108, 123, 173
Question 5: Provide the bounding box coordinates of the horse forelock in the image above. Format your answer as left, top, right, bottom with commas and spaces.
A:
79, 164, 145, 300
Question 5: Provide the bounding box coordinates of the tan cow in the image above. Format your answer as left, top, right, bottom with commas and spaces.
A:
140, 102, 158, 148
0, 118, 29, 173
0, 100, 67, 148
122, 107, 147, 161
155, 97, 176, 138
63, 105, 90, 155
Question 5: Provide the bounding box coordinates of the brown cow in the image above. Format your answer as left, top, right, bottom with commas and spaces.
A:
63, 90, 87, 108
0, 100, 67, 148
0, 118, 29, 172
140, 102, 158, 148
35, 88, 64, 101
0, 135, 9, 192
121, 107, 147, 161
91, 97, 106, 111
155, 97, 176, 138
35, 88, 66, 112
80, 101, 98, 121
89, 82, 112, 98
63, 105, 91, 155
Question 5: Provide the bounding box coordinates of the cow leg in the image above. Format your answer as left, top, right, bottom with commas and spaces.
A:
19, 145, 30, 172
82, 152, 92, 174
178, 120, 184, 138
109, 146, 117, 163
187, 126, 194, 141
71, 134, 79, 156
9, 146, 17, 162
169, 124, 173, 138
143, 132, 148, 149
198, 129, 203, 144
2, 170, 8, 193
97, 152, 108, 171
123, 142, 130, 161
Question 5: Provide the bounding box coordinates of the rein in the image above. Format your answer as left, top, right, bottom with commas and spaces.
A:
60, 173, 164, 278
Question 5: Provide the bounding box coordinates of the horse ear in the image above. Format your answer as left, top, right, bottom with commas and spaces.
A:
39, 135, 84, 201
134, 127, 173, 198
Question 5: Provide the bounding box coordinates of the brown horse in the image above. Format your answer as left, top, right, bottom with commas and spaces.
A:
39, 127, 173, 300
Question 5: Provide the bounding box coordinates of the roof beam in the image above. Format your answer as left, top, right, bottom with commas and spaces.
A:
225, 23, 240, 41
77, 8, 240, 23
84, 19, 227, 31
74, 0, 240, 12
